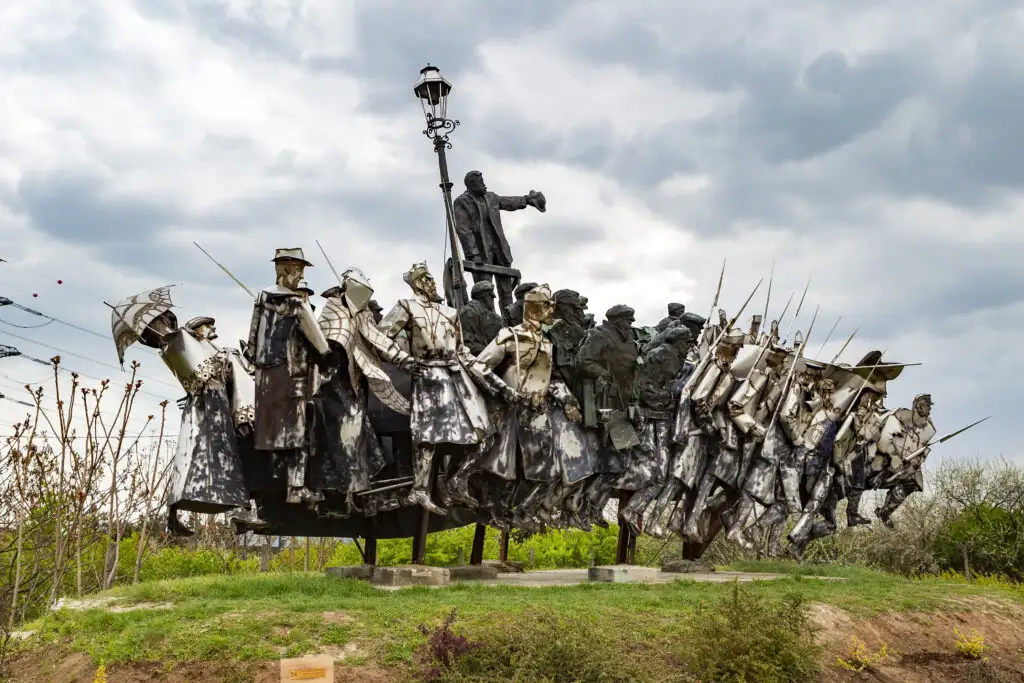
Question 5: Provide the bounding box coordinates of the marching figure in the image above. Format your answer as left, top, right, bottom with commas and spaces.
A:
247, 248, 331, 505
379, 262, 490, 514
313, 269, 416, 505
620, 326, 696, 535
470, 285, 590, 529
872, 394, 936, 526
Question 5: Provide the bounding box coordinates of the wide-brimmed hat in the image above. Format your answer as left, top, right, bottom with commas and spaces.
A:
272, 248, 313, 267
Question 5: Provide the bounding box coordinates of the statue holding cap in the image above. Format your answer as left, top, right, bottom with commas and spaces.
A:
459, 280, 504, 355
378, 261, 490, 514
247, 248, 331, 505
453, 171, 546, 312
311, 269, 417, 504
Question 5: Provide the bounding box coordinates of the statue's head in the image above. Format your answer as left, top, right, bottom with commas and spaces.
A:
716, 327, 745, 363
139, 309, 178, 348
403, 262, 437, 301
514, 281, 538, 302
186, 316, 217, 341
523, 285, 554, 326
605, 305, 635, 335
464, 170, 487, 197
552, 289, 585, 325
368, 299, 383, 323
662, 326, 695, 355
471, 280, 496, 310
272, 248, 312, 290
913, 393, 932, 418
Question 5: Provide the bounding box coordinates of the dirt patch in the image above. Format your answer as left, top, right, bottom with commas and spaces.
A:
815, 601, 1024, 682
322, 610, 355, 625
5, 652, 399, 682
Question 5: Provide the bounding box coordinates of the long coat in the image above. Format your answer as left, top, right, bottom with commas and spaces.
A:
452, 190, 528, 266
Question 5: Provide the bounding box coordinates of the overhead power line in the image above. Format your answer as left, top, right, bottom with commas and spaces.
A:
0, 295, 119, 341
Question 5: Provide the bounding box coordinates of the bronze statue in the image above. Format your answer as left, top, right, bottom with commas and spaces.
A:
453, 170, 545, 312
247, 248, 330, 505
459, 281, 504, 355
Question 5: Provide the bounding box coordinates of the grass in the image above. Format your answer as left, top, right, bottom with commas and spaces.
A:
12, 561, 1024, 680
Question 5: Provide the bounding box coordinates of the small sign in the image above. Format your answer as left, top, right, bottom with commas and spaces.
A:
280, 655, 333, 682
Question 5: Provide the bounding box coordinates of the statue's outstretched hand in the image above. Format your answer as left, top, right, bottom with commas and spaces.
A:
526, 190, 546, 212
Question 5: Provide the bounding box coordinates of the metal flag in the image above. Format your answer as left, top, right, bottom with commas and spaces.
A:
107, 285, 177, 367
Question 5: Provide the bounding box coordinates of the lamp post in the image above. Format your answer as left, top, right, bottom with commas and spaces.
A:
414, 64, 469, 310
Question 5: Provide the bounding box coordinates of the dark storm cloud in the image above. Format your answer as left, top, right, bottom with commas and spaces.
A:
14, 170, 181, 249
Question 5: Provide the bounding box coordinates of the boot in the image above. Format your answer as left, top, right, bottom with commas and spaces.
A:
766, 521, 785, 557
405, 447, 446, 516
845, 490, 870, 527
875, 486, 906, 528
168, 506, 194, 537
445, 454, 481, 508
683, 475, 716, 542
725, 494, 756, 551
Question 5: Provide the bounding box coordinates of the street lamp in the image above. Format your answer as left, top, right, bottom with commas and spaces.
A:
414, 64, 467, 309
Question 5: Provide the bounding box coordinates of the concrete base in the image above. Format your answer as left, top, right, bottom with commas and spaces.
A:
371, 564, 450, 587
324, 564, 374, 581
661, 559, 715, 574
587, 564, 660, 583
483, 560, 525, 573
447, 564, 499, 580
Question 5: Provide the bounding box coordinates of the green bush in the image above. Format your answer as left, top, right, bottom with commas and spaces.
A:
933, 503, 1024, 581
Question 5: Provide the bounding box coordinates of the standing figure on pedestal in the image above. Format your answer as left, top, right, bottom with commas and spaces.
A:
503, 281, 540, 327
453, 170, 545, 313
620, 326, 695, 535
458, 281, 504, 356
247, 248, 330, 505
872, 394, 936, 526
576, 305, 642, 517
470, 285, 588, 529
379, 262, 490, 514
313, 270, 416, 508
137, 310, 249, 534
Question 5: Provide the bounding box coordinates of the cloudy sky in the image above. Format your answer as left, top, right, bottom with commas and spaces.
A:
0, 0, 1020, 467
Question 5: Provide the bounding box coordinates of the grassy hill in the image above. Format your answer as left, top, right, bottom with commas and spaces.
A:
6, 561, 1024, 682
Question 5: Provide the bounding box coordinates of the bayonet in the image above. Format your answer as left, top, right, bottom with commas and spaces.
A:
193, 242, 256, 300
782, 278, 810, 346
816, 316, 842, 356
830, 326, 859, 364
315, 239, 346, 289
878, 417, 991, 486
762, 261, 774, 325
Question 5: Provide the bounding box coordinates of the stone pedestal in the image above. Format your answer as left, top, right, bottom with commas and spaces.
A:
324, 565, 374, 581
587, 564, 660, 583
371, 564, 450, 587
447, 564, 499, 580
661, 559, 715, 574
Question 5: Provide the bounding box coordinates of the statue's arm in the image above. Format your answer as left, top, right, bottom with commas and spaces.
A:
496, 193, 529, 212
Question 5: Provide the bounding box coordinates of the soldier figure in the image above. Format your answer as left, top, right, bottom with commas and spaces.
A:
873, 394, 936, 526
834, 388, 887, 527
620, 326, 695, 535
656, 303, 686, 332
503, 281, 539, 327
379, 262, 490, 514
548, 289, 589, 394
247, 248, 330, 505
453, 170, 546, 312
459, 281, 504, 355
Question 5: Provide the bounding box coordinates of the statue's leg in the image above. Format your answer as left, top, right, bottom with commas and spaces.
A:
788, 465, 835, 557
167, 504, 194, 537
846, 489, 870, 526
683, 473, 717, 542
725, 492, 757, 550
647, 479, 682, 538
286, 447, 322, 504
807, 491, 839, 543
875, 485, 909, 527
446, 446, 481, 507
405, 444, 447, 515
495, 273, 515, 314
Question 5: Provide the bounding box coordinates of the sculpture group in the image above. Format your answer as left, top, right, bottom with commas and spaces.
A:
108, 170, 972, 561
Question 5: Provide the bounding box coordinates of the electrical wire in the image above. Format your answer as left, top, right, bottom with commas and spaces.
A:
0, 328, 178, 391
0, 348, 175, 402
1, 296, 127, 342
0, 315, 54, 329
